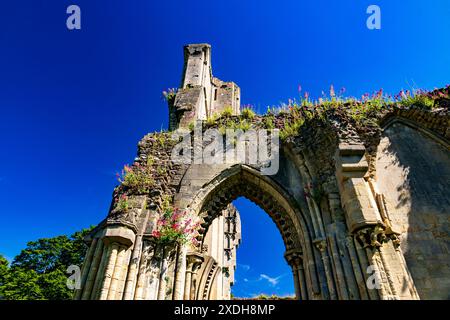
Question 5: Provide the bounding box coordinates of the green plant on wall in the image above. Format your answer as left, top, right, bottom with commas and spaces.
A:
220, 106, 234, 118
118, 163, 155, 194
162, 88, 177, 104
115, 194, 129, 211
400, 93, 434, 110
241, 107, 255, 120
188, 121, 195, 131
280, 118, 305, 141
263, 115, 275, 130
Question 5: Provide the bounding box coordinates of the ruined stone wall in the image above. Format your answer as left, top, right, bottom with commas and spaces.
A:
75, 44, 449, 301
211, 77, 241, 116
376, 120, 450, 299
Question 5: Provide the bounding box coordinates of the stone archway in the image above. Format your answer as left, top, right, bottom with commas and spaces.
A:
184, 164, 314, 300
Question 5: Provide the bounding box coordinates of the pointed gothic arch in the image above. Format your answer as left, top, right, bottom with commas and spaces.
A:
185, 164, 317, 300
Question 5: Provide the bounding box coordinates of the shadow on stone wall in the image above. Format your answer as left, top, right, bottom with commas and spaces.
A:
376, 121, 450, 299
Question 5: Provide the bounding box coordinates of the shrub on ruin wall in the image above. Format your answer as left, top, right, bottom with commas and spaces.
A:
151, 208, 201, 246
117, 163, 155, 194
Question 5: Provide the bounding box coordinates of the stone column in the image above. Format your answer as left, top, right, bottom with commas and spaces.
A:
145, 246, 162, 300
173, 244, 187, 300
353, 234, 379, 300
133, 241, 153, 300
313, 239, 337, 300
99, 242, 119, 300
298, 262, 308, 300
190, 258, 203, 300
107, 245, 126, 300
216, 215, 224, 299
286, 258, 300, 299
123, 236, 143, 300
90, 243, 109, 299
291, 268, 301, 300
74, 238, 98, 300
285, 250, 308, 300
157, 243, 176, 300
81, 239, 104, 300
391, 238, 419, 299
184, 253, 204, 300
345, 235, 369, 300
96, 225, 136, 300
355, 226, 397, 300
326, 226, 350, 300
115, 247, 132, 300
184, 257, 195, 300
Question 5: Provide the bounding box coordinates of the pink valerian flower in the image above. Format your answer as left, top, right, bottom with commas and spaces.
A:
152, 208, 201, 246
330, 85, 335, 97
415, 89, 425, 95
133, 162, 142, 170
394, 90, 405, 101
162, 88, 177, 101
377, 89, 383, 98
171, 211, 181, 222
191, 238, 200, 246
304, 92, 309, 100
152, 230, 161, 238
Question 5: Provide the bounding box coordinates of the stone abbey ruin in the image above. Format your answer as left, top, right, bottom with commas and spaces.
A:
75, 44, 450, 300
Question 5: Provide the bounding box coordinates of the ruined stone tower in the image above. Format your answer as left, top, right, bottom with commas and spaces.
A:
75, 44, 450, 300
169, 43, 240, 130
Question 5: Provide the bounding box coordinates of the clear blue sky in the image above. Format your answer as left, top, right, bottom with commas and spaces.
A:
0, 0, 449, 297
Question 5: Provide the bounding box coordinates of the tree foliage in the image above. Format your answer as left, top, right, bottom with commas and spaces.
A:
0, 227, 94, 300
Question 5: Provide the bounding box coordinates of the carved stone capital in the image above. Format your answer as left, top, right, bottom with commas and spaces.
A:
101, 225, 136, 247
186, 252, 204, 272
284, 249, 303, 267
388, 233, 401, 249
355, 225, 387, 249
313, 238, 327, 252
